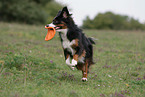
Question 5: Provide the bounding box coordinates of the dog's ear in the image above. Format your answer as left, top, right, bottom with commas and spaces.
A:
62, 6, 72, 18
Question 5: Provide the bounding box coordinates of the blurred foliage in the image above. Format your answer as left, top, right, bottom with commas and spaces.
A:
83, 12, 145, 30
44, 1, 64, 23
0, 0, 63, 24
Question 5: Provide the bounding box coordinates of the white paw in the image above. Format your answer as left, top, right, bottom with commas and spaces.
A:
71, 66, 75, 70
66, 60, 71, 65
66, 58, 77, 70
81, 77, 87, 81
66, 56, 71, 65
71, 59, 77, 66
68, 65, 75, 70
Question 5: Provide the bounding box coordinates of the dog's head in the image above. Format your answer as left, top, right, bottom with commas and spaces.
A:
46, 7, 73, 31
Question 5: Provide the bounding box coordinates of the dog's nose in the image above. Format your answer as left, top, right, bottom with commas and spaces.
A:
46, 24, 49, 27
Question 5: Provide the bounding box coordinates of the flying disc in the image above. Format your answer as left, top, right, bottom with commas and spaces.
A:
45, 26, 56, 41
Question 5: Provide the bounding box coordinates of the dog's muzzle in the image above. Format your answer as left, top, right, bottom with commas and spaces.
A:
46, 23, 63, 30
46, 23, 56, 28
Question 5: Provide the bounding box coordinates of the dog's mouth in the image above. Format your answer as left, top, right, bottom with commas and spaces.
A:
54, 26, 62, 30
45, 23, 67, 30
45, 26, 62, 30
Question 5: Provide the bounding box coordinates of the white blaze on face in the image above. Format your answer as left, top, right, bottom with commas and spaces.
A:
48, 23, 56, 28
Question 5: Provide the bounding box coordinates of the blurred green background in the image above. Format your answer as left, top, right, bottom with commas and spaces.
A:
0, 0, 145, 30
0, 0, 63, 24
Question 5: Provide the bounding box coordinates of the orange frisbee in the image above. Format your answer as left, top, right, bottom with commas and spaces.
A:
45, 26, 56, 41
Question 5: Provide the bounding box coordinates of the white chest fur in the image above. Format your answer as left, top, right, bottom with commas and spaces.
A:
60, 30, 75, 55
58, 29, 85, 64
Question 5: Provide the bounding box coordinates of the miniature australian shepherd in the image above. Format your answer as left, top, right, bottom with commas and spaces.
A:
46, 7, 95, 81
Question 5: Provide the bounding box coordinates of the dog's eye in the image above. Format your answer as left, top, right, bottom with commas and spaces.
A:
53, 19, 56, 22
53, 19, 61, 25
53, 20, 58, 24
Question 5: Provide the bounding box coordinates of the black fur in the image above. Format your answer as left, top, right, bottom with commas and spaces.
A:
47, 7, 95, 81
54, 7, 95, 66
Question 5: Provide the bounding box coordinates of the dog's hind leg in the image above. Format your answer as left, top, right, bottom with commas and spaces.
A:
81, 60, 88, 81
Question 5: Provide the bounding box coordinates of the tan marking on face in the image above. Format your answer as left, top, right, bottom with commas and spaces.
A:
56, 23, 67, 29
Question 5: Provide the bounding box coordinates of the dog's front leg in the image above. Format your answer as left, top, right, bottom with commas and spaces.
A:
65, 54, 75, 70
71, 54, 78, 66
66, 54, 78, 70
65, 55, 71, 65
70, 39, 79, 67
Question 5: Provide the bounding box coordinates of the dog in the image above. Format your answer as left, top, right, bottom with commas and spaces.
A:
46, 7, 95, 81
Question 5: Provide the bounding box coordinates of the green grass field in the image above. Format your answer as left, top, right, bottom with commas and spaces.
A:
0, 22, 145, 97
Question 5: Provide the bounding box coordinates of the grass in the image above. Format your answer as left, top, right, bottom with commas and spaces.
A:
0, 22, 145, 97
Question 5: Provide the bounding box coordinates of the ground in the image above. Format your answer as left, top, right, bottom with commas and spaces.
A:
0, 22, 145, 97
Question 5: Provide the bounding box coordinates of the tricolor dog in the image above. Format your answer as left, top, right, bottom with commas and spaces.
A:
46, 7, 95, 81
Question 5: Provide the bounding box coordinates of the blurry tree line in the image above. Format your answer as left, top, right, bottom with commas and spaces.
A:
0, 0, 145, 31
82, 12, 145, 30
0, 0, 63, 24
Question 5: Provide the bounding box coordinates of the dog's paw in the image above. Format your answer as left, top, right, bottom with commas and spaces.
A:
81, 77, 87, 82
68, 66, 75, 70
71, 59, 77, 66
71, 66, 75, 70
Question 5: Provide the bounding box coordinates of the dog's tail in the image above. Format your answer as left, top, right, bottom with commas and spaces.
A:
88, 37, 98, 44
